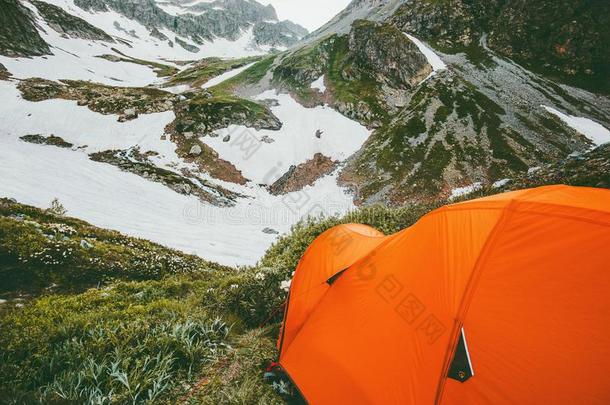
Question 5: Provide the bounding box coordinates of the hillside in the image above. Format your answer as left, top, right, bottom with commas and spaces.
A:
1, 142, 608, 403
245, 9, 610, 204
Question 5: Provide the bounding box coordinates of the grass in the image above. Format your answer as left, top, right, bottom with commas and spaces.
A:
212, 54, 278, 94
101, 48, 179, 78
0, 279, 232, 403
167, 56, 263, 88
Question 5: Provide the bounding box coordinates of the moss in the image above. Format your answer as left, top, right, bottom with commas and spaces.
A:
18, 78, 176, 115
487, 126, 528, 177
433, 104, 451, 125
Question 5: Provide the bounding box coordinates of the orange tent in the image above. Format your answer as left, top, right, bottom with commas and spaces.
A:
277, 185, 610, 404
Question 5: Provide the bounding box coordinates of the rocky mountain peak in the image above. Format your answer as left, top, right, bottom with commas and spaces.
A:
72, 0, 308, 50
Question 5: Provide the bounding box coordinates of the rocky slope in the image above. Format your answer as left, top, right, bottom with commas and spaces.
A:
0, 0, 50, 56
73, 0, 308, 50
391, 0, 610, 95
31, 0, 114, 41
273, 20, 432, 127
234, 0, 610, 204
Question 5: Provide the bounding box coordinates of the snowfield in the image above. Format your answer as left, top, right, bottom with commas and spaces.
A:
209, 91, 371, 184
404, 33, 447, 82
542, 106, 610, 147
310, 75, 327, 93
0, 81, 367, 266
0, 0, 272, 87
0, 1, 371, 266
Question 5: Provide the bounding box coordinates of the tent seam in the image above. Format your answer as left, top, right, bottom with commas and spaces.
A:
433, 199, 518, 405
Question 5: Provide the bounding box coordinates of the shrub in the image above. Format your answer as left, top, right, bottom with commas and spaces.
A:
47, 198, 67, 216
0, 281, 232, 404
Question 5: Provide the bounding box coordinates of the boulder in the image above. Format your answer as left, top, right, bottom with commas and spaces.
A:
80, 239, 94, 249
262, 227, 279, 235
189, 144, 202, 156
261, 135, 275, 143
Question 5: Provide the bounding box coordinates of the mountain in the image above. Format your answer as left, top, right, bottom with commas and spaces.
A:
1, 0, 609, 265
0, 0, 308, 59
73, 0, 308, 50
391, 0, 610, 95
0, 0, 51, 56
265, 0, 610, 204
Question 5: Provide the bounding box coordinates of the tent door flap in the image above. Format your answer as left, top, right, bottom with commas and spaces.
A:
447, 327, 474, 383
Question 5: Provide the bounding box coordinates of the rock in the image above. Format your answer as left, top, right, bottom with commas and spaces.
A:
269, 153, 338, 195
118, 107, 138, 122
160, 134, 167, 140
208, 132, 219, 138
315, 129, 323, 139
261, 98, 280, 107
223, 135, 231, 142
80, 239, 94, 249
189, 144, 202, 156
183, 131, 195, 139
77, 99, 88, 106
262, 227, 279, 235
0, 63, 11, 80
9, 214, 24, 221
260, 135, 275, 143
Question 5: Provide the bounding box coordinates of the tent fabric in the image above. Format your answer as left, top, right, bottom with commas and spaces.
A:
278, 224, 390, 353
277, 185, 610, 404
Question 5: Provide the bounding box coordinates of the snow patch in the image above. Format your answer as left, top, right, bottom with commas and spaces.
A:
528, 166, 541, 174
0, 82, 364, 266
208, 91, 371, 184
542, 106, 610, 146
492, 178, 511, 188
450, 182, 483, 200
310, 75, 326, 93
404, 33, 447, 81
